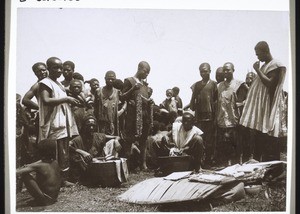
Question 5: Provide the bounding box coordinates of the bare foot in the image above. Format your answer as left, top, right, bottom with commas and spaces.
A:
139, 164, 148, 172
62, 180, 75, 187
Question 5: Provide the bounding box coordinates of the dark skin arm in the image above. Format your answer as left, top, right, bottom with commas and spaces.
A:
236, 83, 249, 106
159, 100, 167, 110
16, 160, 42, 175
39, 83, 80, 106
117, 101, 127, 117
162, 131, 175, 148
177, 97, 183, 109
22, 83, 39, 110
253, 61, 284, 88
189, 82, 201, 111
105, 135, 121, 140
189, 89, 197, 111
120, 79, 141, 101
69, 145, 93, 163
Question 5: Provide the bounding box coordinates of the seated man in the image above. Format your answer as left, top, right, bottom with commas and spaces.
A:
69, 115, 122, 183
146, 121, 169, 169
155, 111, 205, 172
16, 139, 61, 206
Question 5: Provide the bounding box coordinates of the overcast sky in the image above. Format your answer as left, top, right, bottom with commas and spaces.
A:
16, 8, 290, 106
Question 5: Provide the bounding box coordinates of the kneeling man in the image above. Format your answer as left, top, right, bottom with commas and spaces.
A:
158, 111, 204, 172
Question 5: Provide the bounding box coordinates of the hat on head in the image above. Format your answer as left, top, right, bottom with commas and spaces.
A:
182, 109, 195, 117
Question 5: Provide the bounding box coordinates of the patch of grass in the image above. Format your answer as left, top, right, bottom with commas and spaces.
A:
16, 170, 286, 212
16, 152, 287, 212
211, 181, 286, 212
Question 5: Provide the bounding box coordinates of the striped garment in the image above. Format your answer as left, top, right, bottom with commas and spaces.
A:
239, 59, 286, 137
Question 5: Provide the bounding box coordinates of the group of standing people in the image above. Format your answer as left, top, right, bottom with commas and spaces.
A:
220, 41, 287, 165
148, 41, 287, 170
16, 41, 288, 205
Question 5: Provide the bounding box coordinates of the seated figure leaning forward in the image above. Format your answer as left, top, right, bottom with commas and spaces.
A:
16, 139, 61, 206
154, 111, 205, 172
68, 115, 122, 183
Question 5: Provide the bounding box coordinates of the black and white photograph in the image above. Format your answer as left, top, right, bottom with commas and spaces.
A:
6, 0, 294, 213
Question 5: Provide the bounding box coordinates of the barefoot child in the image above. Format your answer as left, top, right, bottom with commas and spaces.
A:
16, 139, 61, 206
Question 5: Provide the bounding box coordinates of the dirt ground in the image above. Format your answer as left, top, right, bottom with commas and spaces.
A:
16, 153, 287, 212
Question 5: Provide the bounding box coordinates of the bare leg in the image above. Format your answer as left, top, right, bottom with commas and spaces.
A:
57, 138, 74, 187
21, 173, 49, 205
139, 140, 148, 171
139, 120, 150, 171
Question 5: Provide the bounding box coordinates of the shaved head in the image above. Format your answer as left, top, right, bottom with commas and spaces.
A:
138, 61, 150, 71
223, 62, 235, 71
246, 72, 256, 78
63, 61, 75, 70
105, 70, 116, 87
46, 57, 63, 80
166, 89, 173, 97
105, 70, 116, 78
32, 62, 46, 73
136, 61, 150, 80
215, 67, 225, 83
245, 71, 257, 87
255, 41, 270, 53
199, 63, 211, 71
46, 57, 61, 68
216, 67, 223, 74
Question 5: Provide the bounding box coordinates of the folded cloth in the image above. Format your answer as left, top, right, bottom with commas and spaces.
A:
169, 147, 182, 156
189, 173, 236, 184
164, 171, 193, 181
120, 158, 129, 182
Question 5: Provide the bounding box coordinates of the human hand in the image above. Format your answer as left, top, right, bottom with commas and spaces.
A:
83, 154, 93, 164
114, 139, 122, 152
163, 135, 169, 143
179, 148, 184, 154
133, 83, 141, 90
181, 146, 189, 153
66, 96, 80, 105
86, 102, 94, 109
253, 61, 260, 72
149, 98, 154, 105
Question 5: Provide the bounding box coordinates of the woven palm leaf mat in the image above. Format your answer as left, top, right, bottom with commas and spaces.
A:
117, 160, 286, 204
117, 177, 229, 204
